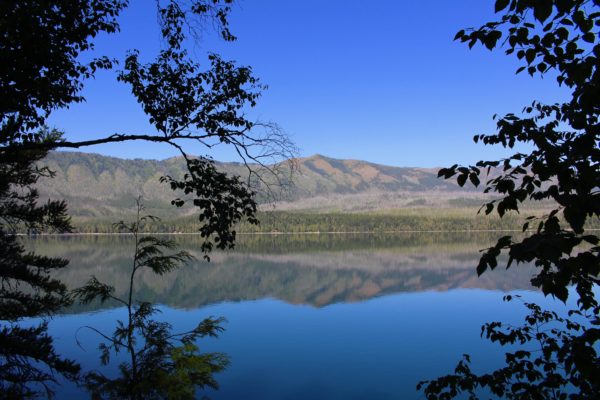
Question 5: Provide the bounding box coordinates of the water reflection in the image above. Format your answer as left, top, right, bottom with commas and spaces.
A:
71, 215, 230, 400
26, 232, 537, 313
27, 233, 547, 399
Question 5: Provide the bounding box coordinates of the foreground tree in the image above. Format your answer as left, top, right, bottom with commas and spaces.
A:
4, 0, 294, 253
420, 0, 599, 398
1, 1, 125, 395
1, 0, 293, 396
75, 201, 228, 400
0, 128, 80, 397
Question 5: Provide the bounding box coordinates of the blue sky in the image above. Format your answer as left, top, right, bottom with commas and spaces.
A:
48, 0, 569, 167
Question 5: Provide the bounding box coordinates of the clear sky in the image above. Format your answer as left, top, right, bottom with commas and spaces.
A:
47, 0, 569, 167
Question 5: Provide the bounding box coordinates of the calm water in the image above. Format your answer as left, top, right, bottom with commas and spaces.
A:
25, 233, 561, 399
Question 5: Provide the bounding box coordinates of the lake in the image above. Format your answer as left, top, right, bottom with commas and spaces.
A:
25, 233, 560, 399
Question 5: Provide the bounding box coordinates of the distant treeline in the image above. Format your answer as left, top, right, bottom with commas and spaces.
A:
31, 230, 503, 255
68, 208, 599, 234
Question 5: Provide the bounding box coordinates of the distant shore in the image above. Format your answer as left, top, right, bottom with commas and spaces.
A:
17, 228, 599, 237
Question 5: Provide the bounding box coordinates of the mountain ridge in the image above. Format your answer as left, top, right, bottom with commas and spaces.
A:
36, 151, 483, 218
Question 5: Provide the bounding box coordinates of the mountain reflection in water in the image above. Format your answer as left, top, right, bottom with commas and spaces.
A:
27, 232, 537, 313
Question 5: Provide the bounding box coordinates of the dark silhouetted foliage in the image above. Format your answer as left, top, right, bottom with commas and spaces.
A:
0, 128, 80, 397
418, 296, 600, 399
161, 157, 258, 259
421, 0, 600, 398
1, 1, 125, 396
1, 0, 292, 396
0, 0, 125, 142
75, 201, 228, 400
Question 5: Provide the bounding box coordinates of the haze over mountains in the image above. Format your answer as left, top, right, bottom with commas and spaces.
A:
37, 151, 484, 218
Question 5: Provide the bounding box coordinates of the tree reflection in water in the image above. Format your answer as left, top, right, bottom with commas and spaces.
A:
74, 203, 228, 400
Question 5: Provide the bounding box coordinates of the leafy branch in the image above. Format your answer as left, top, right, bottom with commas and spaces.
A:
74, 199, 229, 400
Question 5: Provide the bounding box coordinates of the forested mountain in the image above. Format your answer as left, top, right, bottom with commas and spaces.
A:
37, 151, 484, 218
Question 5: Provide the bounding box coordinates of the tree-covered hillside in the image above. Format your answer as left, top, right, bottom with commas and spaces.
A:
37, 151, 485, 218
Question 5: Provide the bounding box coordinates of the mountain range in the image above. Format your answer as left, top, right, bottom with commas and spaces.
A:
36, 151, 484, 218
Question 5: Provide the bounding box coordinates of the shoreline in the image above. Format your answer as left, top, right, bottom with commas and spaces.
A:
15, 228, 600, 237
